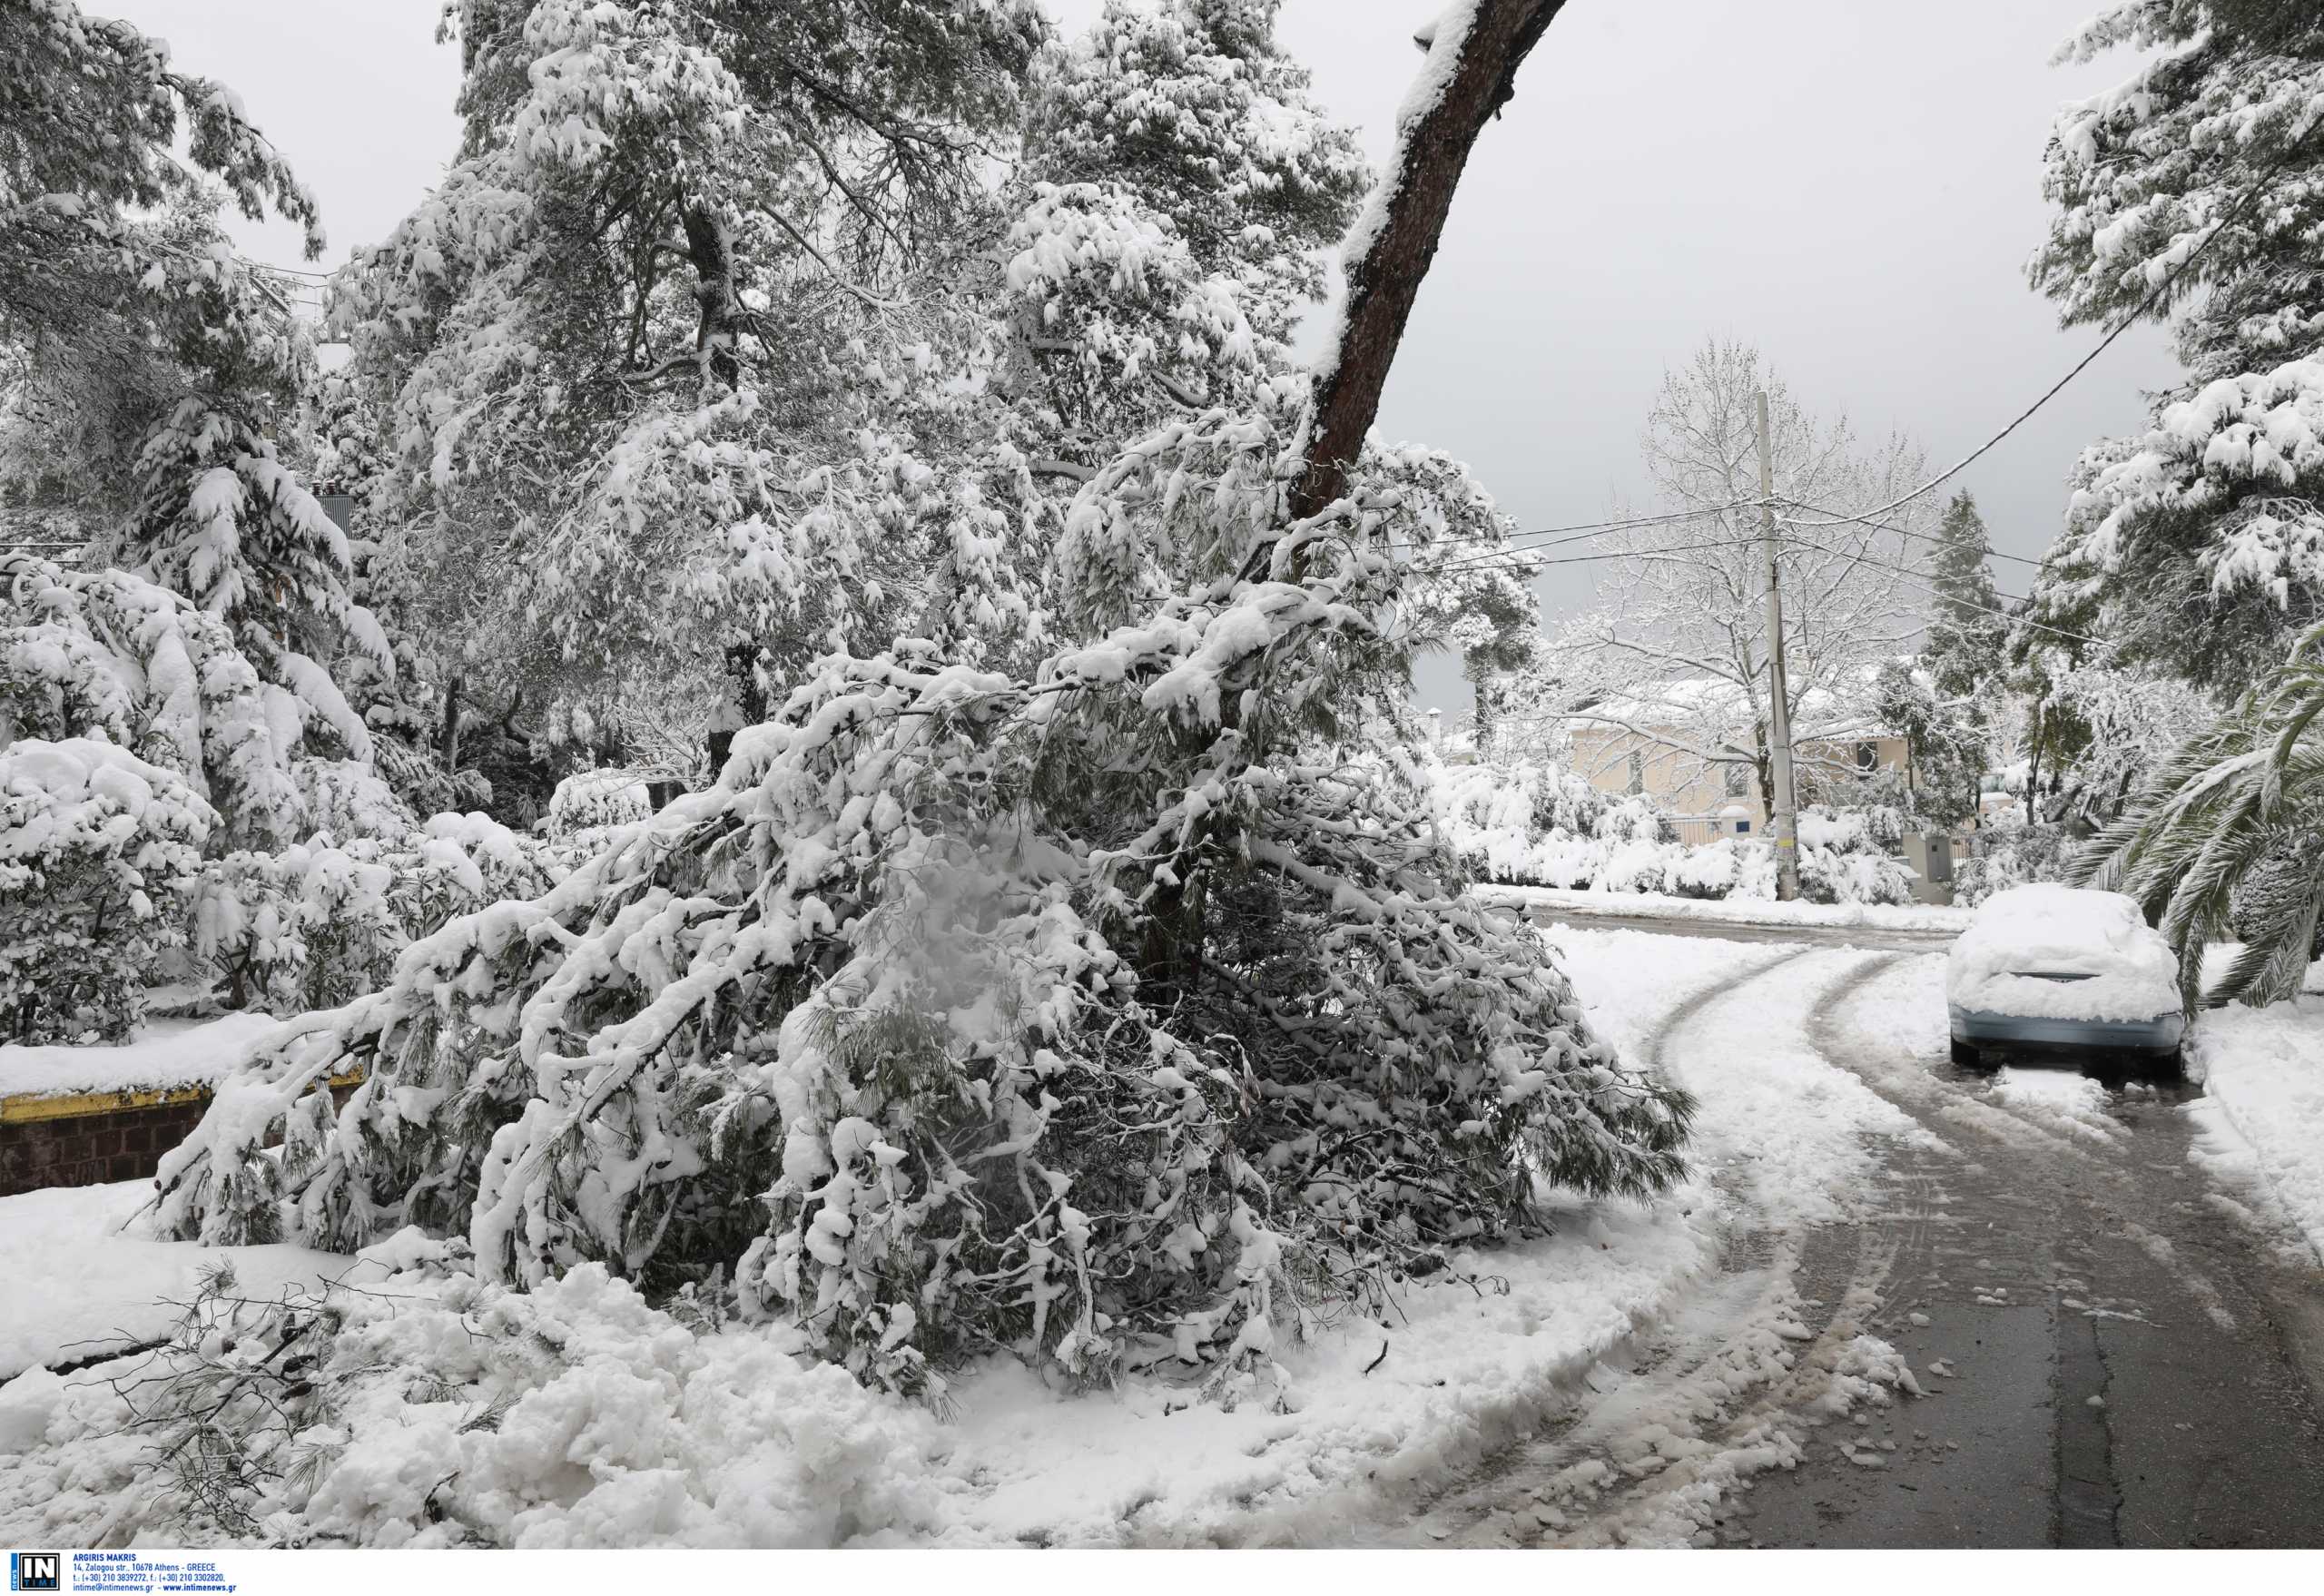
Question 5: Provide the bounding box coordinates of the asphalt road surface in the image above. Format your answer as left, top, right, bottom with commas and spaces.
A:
1376, 941, 2324, 1548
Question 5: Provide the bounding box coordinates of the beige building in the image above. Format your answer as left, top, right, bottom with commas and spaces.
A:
1562, 681, 1911, 844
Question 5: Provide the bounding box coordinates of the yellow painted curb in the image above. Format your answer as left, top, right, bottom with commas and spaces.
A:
0, 1069, 367, 1127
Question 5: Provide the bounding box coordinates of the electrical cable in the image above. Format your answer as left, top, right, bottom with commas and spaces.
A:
1805, 146, 2295, 528
1771, 530, 2111, 649
1775, 495, 2047, 567
1414, 537, 1767, 576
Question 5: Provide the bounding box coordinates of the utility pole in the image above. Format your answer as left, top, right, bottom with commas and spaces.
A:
1756, 389, 1800, 901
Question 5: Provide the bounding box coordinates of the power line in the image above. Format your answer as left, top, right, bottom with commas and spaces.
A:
1775, 497, 2047, 568
1417, 537, 1765, 577
1818, 148, 2294, 529
1382, 499, 1755, 557
1772, 532, 2110, 649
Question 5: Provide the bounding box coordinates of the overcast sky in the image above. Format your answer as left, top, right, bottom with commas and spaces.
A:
113, 0, 2177, 712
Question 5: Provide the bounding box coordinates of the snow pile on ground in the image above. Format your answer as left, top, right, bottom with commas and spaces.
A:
2187, 993, 2324, 1266
1946, 884, 2180, 1021
0, 1010, 283, 1102
0, 927, 1776, 1549
0, 1187, 1716, 1549
0, 1179, 344, 1380
1488, 883, 1970, 935
1987, 1066, 2121, 1146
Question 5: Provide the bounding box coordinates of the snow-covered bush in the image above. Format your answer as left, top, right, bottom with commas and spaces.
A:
193, 813, 567, 1015
1, 738, 213, 1043
1955, 826, 2081, 908
1425, 760, 1914, 904
0, 556, 399, 850
1427, 757, 1673, 888
545, 767, 655, 843
1665, 832, 1914, 907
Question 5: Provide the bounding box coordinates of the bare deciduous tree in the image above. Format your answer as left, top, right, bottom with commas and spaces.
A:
1512, 340, 1938, 807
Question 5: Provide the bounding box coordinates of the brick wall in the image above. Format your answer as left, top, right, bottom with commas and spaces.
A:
0, 1096, 212, 1198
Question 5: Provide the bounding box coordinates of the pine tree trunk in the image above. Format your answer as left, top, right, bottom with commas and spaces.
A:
1148, 0, 1569, 999
1288, 0, 1570, 524
683, 203, 742, 389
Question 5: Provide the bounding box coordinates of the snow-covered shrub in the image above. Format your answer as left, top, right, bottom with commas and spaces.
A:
1796, 843, 1915, 906
1955, 826, 2081, 908
1668, 837, 1774, 900
1427, 761, 1913, 904
0, 738, 213, 1043
193, 813, 567, 1015
545, 767, 655, 843
150, 412, 1694, 1402
1792, 805, 1916, 905
1426, 757, 1676, 888
0, 556, 389, 850
1668, 832, 1914, 907
292, 759, 418, 842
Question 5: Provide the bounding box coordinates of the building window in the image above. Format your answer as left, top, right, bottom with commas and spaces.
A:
1855, 741, 1878, 773
1626, 750, 1644, 796
1724, 762, 1749, 798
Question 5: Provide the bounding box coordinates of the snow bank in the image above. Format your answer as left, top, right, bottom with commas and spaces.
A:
1945, 884, 2179, 1021
2187, 993, 2324, 1266
0, 1011, 285, 1102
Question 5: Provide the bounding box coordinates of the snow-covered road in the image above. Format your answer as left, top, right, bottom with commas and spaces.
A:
1378, 942, 2324, 1548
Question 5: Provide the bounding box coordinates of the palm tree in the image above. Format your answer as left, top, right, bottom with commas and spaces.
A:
2074, 622, 2324, 1010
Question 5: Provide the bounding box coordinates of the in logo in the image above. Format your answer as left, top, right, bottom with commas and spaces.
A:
9, 1555, 58, 1593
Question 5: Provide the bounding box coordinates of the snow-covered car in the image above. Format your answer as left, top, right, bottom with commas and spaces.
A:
1945, 884, 2186, 1072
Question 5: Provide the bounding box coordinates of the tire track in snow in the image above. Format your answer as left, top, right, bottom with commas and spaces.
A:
1740, 947, 2324, 1546
1381, 945, 1930, 1547
1807, 954, 2244, 1334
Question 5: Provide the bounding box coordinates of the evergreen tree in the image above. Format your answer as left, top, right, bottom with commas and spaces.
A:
1024, 0, 1367, 352
330, 0, 1050, 770
0, 0, 393, 806
1924, 493, 2004, 699
1895, 492, 2003, 825
2024, 0, 2324, 689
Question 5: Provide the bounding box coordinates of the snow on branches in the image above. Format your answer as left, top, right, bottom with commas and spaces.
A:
150, 413, 1692, 1397
1025, 0, 1368, 350
2024, 1, 2324, 685
0, 556, 389, 849
1, 736, 212, 1042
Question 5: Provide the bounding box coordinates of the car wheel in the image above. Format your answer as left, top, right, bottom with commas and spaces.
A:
1949, 1037, 1992, 1071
